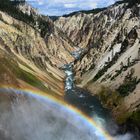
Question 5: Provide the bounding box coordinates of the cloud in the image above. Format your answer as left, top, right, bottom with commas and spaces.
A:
64, 3, 76, 8
28, 0, 116, 16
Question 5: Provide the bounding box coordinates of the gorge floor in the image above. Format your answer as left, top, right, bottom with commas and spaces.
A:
63, 62, 138, 140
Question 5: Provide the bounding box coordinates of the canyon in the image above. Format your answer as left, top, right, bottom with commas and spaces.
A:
55, 0, 140, 127
0, 0, 140, 139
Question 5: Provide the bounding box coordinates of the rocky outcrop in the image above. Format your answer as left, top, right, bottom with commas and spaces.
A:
17, 2, 38, 16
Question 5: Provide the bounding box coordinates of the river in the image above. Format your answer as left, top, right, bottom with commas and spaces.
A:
63, 62, 137, 140
64, 63, 109, 116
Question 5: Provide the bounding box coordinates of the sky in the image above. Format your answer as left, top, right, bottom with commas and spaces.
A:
27, 0, 118, 16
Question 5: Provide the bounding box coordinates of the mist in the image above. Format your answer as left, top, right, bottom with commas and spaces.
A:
0, 89, 135, 140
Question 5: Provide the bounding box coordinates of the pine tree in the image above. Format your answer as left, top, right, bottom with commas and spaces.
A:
11, 0, 26, 5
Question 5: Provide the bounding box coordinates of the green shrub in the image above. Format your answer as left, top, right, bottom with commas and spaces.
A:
117, 110, 140, 125
98, 86, 122, 109
0, 0, 35, 26
93, 53, 119, 81
0, 55, 48, 91
117, 68, 140, 96
115, 0, 140, 7
63, 8, 107, 17
130, 111, 140, 124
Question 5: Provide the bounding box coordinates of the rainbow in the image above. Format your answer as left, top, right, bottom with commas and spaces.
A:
0, 86, 113, 140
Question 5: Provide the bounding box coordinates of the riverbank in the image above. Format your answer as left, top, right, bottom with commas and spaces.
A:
63, 62, 139, 139
83, 83, 140, 139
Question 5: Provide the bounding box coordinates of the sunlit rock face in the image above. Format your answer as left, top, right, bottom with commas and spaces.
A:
0, 9, 77, 96
0, 89, 107, 140
55, 2, 140, 123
